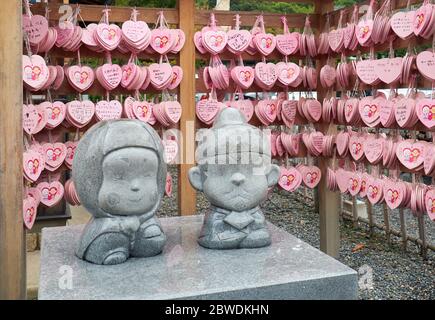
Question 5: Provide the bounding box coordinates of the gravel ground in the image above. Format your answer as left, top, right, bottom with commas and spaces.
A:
158, 166, 435, 300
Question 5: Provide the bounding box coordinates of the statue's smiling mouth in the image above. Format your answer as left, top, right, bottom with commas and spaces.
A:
128, 197, 143, 202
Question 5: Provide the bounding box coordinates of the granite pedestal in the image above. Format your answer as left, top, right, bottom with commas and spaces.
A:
38, 215, 358, 300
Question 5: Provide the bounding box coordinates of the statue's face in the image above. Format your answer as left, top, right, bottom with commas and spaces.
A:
98, 147, 159, 216
200, 162, 269, 212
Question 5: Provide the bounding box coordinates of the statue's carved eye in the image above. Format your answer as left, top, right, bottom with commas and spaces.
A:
112, 171, 125, 181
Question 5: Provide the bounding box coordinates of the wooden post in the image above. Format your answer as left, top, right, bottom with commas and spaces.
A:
0, 0, 25, 300
315, 0, 341, 258
177, 0, 197, 215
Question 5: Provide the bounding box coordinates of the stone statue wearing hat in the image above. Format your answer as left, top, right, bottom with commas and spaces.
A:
73, 120, 167, 265
189, 107, 280, 249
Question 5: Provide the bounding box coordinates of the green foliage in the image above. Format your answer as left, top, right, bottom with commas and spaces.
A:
229, 0, 313, 13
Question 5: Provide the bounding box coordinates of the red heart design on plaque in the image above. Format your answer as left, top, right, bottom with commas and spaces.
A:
424, 189, 435, 221
22, 55, 49, 91
396, 140, 426, 170
276, 62, 300, 86
367, 178, 384, 204
202, 30, 227, 54
349, 135, 365, 161
37, 181, 64, 207
67, 65, 94, 92
23, 150, 45, 182
348, 173, 362, 196
23, 197, 38, 230
43, 142, 67, 170
133, 101, 153, 123
254, 33, 276, 56
383, 181, 405, 210
151, 29, 175, 54
356, 20, 373, 45
96, 23, 121, 50
416, 98, 435, 129
232, 66, 255, 89
65, 141, 78, 169
278, 167, 302, 192
45, 101, 66, 129
302, 166, 321, 189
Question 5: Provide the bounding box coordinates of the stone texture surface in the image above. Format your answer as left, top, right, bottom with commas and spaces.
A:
72, 120, 167, 264
39, 215, 358, 300
189, 108, 280, 249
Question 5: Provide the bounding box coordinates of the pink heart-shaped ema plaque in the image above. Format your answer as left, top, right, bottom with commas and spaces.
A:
383, 181, 405, 210
43, 142, 67, 170
23, 197, 38, 230
148, 63, 172, 88
349, 135, 365, 161
276, 62, 300, 86
278, 167, 302, 192
416, 51, 435, 81
254, 33, 276, 56
99, 63, 122, 90
22, 15, 49, 45
45, 101, 66, 129
167, 66, 183, 90
254, 62, 277, 88
367, 178, 384, 204
150, 29, 175, 54
232, 66, 255, 89
348, 173, 362, 196
67, 100, 95, 127
95, 23, 121, 51
23, 150, 45, 182
396, 140, 426, 170
395, 97, 416, 128
336, 131, 349, 156
133, 101, 153, 123
424, 189, 435, 221
165, 173, 173, 197
359, 96, 381, 126
232, 99, 254, 122
276, 33, 299, 56
22, 55, 49, 91
356, 19, 373, 45
328, 28, 344, 52
375, 58, 403, 84
202, 30, 227, 54
163, 140, 178, 164
391, 11, 415, 39
336, 168, 350, 194
196, 99, 224, 124
416, 98, 435, 129
413, 4, 432, 36
302, 166, 321, 189
306, 99, 322, 122
23, 104, 39, 135
95, 100, 123, 121
122, 20, 150, 43
364, 135, 384, 164
356, 60, 379, 85
163, 101, 182, 124
67, 65, 95, 92
37, 181, 64, 207
227, 29, 251, 53
65, 141, 78, 169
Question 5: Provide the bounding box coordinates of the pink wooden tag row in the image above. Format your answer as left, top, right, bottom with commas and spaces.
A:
327, 168, 434, 221
278, 164, 321, 192
24, 12, 185, 54
23, 55, 183, 93
322, 93, 435, 130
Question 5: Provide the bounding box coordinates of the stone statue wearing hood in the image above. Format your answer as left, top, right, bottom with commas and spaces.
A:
73, 120, 167, 265
189, 107, 280, 249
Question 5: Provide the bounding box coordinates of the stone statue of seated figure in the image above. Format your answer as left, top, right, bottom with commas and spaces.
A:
188, 107, 280, 249
72, 120, 167, 265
